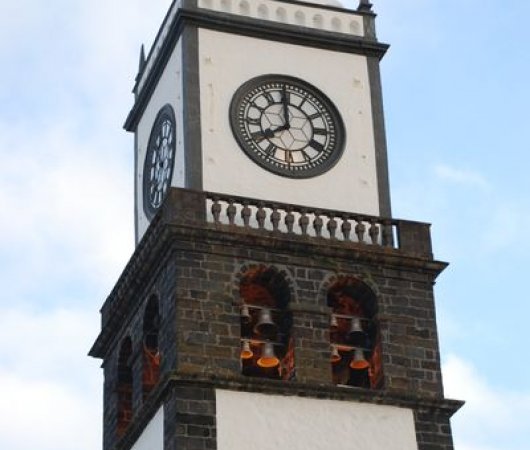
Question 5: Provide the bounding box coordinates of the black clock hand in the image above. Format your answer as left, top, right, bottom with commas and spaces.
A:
282, 86, 290, 129
262, 124, 289, 137
253, 127, 283, 143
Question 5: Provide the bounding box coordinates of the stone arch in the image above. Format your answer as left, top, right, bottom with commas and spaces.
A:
323, 275, 383, 389
232, 263, 295, 308
238, 0, 250, 15
350, 20, 361, 35
276, 7, 287, 22
331, 17, 342, 32
312, 13, 324, 28
142, 294, 161, 400
117, 336, 133, 438
318, 273, 379, 307
294, 10, 306, 26
235, 263, 295, 380
257, 3, 269, 19
220, 0, 232, 13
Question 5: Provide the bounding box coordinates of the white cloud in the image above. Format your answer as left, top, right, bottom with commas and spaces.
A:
0, 371, 101, 450
0, 307, 102, 450
443, 355, 530, 450
0, 119, 134, 305
0, 3, 174, 447
435, 164, 489, 190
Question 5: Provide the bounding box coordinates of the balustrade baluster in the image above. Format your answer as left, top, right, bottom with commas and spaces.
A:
327, 216, 338, 239
256, 202, 266, 229
211, 197, 221, 223
341, 216, 352, 241
355, 217, 366, 243
382, 219, 394, 247
314, 213, 323, 237
227, 200, 237, 226
299, 209, 309, 236
369, 219, 380, 244
241, 202, 251, 227
271, 206, 281, 232
285, 208, 295, 234
209, 193, 399, 248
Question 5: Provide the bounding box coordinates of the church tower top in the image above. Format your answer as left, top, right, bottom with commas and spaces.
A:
90, 2, 463, 450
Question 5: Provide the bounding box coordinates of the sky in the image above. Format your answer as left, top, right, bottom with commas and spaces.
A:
0, 0, 529, 449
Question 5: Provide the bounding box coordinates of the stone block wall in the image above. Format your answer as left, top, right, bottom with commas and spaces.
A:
95, 221, 459, 450
167, 230, 445, 397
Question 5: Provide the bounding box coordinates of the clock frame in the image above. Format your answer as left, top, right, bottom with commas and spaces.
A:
142, 104, 177, 220
230, 75, 345, 179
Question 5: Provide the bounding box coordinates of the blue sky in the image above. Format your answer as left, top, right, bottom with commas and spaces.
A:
0, 1, 529, 449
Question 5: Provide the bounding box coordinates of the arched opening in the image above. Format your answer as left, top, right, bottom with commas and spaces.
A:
142, 296, 161, 399
117, 337, 133, 438
327, 277, 383, 389
239, 266, 294, 380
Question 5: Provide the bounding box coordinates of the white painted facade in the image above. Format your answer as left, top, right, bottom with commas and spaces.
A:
198, 29, 380, 216
135, 2, 380, 241
136, 39, 186, 239
130, 407, 164, 450
216, 390, 419, 450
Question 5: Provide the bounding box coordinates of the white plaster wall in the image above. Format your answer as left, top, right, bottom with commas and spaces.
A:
136, 40, 185, 241
131, 406, 164, 450
199, 29, 380, 216
216, 390, 418, 450
197, 0, 364, 36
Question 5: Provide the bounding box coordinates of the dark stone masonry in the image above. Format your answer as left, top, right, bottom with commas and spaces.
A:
90, 188, 462, 450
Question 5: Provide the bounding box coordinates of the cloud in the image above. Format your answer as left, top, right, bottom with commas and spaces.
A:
0, 307, 102, 450
0, 119, 134, 306
443, 355, 530, 450
434, 164, 489, 190
0, 371, 101, 450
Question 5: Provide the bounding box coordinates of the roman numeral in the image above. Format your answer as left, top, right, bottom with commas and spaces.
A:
250, 102, 265, 112
301, 150, 311, 162
246, 117, 261, 126
265, 143, 277, 155
309, 140, 324, 153
263, 92, 275, 104
251, 131, 266, 143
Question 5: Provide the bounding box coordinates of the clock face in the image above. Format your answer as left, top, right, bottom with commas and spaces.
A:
143, 105, 176, 219
230, 75, 345, 178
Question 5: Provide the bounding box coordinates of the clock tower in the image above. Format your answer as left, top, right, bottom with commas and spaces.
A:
91, 1, 463, 450
126, 0, 393, 243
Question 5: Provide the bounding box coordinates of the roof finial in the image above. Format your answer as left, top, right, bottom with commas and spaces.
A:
138, 44, 146, 75
358, 0, 373, 12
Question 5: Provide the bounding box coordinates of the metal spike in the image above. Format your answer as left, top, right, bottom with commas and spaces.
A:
139, 44, 146, 74
358, 0, 373, 12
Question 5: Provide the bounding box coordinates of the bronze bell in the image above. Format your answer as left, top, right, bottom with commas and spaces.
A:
254, 308, 278, 337
330, 314, 339, 333
330, 344, 341, 364
348, 317, 366, 347
240, 305, 251, 324
240, 340, 254, 360
349, 348, 370, 370
257, 342, 280, 368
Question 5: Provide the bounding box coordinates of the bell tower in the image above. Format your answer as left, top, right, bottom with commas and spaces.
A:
90, 1, 463, 450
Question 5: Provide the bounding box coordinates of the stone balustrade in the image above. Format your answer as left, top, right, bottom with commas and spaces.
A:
162, 188, 434, 257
